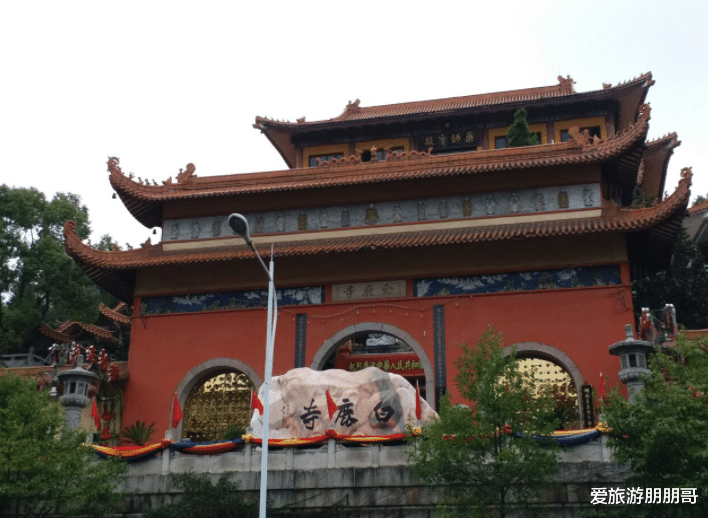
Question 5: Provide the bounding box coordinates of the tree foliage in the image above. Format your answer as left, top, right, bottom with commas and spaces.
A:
143, 472, 257, 518
633, 228, 708, 330
507, 109, 540, 148
0, 373, 126, 517
600, 335, 708, 517
408, 326, 559, 518
0, 185, 116, 354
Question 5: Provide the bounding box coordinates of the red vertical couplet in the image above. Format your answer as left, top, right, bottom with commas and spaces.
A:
415, 381, 422, 420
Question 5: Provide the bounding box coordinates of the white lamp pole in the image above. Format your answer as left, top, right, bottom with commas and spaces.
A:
228, 213, 277, 518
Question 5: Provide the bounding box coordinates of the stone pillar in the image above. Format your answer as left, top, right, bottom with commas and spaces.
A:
608, 324, 654, 403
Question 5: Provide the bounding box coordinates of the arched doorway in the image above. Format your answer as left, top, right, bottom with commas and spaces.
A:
183, 370, 253, 442
312, 322, 435, 407
503, 342, 584, 429
173, 357, 262, 442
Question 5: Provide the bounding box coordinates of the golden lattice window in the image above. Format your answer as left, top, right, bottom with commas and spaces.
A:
516, 357, 579, 429
183, 371, 253, 442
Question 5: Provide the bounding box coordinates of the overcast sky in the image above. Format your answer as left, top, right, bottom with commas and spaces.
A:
2, 1, 706, 247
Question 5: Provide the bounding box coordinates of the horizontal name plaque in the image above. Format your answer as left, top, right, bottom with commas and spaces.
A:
331, 280, 406, 302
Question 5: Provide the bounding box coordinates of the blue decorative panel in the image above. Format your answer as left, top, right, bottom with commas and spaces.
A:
140, 287, 324, 315
414, 266, 621, 298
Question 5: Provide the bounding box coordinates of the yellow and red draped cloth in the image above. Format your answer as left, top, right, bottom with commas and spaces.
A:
91, 441, 170, 462
545, 427, 602, 446
89, 426, 608, 461
169, 438, 244, 455
246, 429, 410, 447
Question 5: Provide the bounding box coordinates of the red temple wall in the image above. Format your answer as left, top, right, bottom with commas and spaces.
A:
122, 282, 632, 440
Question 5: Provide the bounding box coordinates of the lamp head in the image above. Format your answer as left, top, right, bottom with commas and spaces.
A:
228, 213, 252, 244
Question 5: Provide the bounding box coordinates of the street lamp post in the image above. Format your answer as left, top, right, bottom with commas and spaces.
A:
228, 213, 277, 518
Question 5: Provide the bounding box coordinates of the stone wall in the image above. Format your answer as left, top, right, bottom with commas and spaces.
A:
119, 439, 629, 517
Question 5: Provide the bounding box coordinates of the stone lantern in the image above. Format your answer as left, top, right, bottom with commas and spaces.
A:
608, 324, 654, 402
57, 355, 99, 430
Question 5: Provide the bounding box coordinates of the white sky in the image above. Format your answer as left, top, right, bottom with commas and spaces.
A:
2, 1, 707, 247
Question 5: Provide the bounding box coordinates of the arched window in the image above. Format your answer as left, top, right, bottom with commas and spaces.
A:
183, 371, 253, 442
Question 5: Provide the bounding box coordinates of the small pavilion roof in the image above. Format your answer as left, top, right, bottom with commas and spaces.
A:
68, 167, 691, 303
39, 321, 119, 344
255, 73, 654, 167
109, 103, 651, 228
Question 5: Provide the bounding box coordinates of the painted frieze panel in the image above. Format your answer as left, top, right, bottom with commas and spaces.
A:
414, 265, 621, 298
162, 183, 601, 241
140, 286, 324, 315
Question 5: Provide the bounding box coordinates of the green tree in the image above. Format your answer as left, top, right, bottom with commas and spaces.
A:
599, 335, 708, 517
507, 108, 540, 147
142, 472, 257, 518
0, 373, 126, 517
408, 326, 559, 518
0, 185, 116, 354
633, 228, 708, 330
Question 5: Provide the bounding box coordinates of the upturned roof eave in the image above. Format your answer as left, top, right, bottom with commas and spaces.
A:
256, 73, 652, 131
65, 167, 691, 301
108, 104, 651, 224
254, 73, 652, 167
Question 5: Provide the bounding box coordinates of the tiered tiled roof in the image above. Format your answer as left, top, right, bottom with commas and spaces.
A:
255, 73, 654, 167
68, 168, 692, 303
110, 103, 651, 228
640, 133, 681, 200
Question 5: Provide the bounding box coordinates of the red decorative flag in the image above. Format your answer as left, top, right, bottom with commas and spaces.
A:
91, 398, 100, 430
172, 393, 183, 429
326, 390, 338, 420
251, 390, 264, 415
415, 381, 422, 420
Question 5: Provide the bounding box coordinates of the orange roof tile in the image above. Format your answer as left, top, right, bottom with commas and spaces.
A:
687, 198, 708, 216
256, 73, 653, 128
68, 167, 691, 303
110, 104, 651, 228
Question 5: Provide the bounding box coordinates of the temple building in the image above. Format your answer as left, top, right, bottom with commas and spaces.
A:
64, 72, 690, 441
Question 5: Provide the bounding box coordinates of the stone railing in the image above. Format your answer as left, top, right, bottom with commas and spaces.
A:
128, 435, 612, 477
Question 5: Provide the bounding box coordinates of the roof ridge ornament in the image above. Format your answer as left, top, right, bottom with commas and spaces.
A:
345, 99, 361, 113
176, 163, 197, 183
107, 156, 122, 176
557, 75, 575, 94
